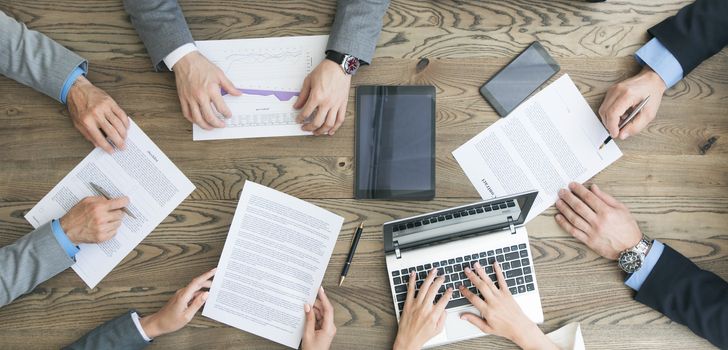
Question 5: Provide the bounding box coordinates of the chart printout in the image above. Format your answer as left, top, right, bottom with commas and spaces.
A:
194, 35, 329, 140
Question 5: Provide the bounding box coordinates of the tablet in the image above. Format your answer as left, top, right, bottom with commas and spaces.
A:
355, 86, 436, 200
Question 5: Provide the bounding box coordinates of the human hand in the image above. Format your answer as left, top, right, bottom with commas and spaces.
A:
393, 268, 453, 350
598, 65, 666, 140
555, 182, 643, 260
294, 59, 351, 136
66, 75, 129, 153
301, 287, 336, 350
172, 51, 241, 130
140, 268, 216, 338
59, 196, 130, 245
459, 262, 557, 350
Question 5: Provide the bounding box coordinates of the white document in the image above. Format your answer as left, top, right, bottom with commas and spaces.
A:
453, 74, 622, 222
25, 119, 195, 288
193, 35, 329, 141
203, 181, 343, 348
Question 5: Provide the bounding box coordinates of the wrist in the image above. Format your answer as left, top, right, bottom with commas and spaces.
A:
66, 75, 91, 107
511, 323, 546, 350
393, 337, 419, 350
639, 66, 667, 93
58, 216, 79, 245
140, 313, 162, 339
173, 51, 198, 74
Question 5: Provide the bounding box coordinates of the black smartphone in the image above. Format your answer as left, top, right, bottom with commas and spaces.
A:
480, 41, 560, 117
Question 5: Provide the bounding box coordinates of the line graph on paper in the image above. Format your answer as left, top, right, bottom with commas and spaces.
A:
193, 35, 328, 140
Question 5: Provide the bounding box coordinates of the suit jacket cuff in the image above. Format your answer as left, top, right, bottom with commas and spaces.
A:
64, 310, 150, 350
326, 35, 378, 65
130, 311, 153, 342
634, 38, 683, 89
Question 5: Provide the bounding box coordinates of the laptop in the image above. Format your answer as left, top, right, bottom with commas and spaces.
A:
384, 190, 543, 347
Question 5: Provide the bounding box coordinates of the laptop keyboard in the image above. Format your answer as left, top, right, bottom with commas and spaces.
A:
391, 243, 534, 316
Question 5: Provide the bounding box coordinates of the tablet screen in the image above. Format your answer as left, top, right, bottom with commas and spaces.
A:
355, 86, 435, 200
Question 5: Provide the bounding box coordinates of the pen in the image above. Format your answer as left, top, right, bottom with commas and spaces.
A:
89, 182, 137, 219
339, 221, 365, 287
599, 95, 651, 150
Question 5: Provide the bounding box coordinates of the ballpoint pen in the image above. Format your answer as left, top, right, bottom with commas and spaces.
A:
599, 95, 651, 150
339, 222, 365, 287
90, 182, 137, 219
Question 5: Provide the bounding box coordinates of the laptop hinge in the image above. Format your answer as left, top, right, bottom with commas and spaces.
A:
394, 241, 402, 259
507, 216, 516, 235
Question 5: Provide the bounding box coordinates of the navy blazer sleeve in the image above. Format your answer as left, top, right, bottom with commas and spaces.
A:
647, 0, 728, 76
634, 244, 728, 348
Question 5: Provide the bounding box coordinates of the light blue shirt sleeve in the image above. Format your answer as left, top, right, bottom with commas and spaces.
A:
625, 240, 665, 291
634, 38, 684, 89
50, 219, 80, 259
59, 65, 88, 104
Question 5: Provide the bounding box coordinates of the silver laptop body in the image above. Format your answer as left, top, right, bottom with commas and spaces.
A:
383, 191, 544, 347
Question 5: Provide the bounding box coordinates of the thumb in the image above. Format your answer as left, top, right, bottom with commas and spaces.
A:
303, 304, 316, 336
460, 313, 493, 334
618, 102, 657, 140
294, 77, 311, 110
219, 73, 241, 96
183, 291, 209, 320
107, 196, 129, 210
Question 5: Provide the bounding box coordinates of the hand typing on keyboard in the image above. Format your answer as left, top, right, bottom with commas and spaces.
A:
393, 268, 453, 350
459, 262, 559, 350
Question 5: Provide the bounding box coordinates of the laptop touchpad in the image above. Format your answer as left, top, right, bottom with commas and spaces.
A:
446, 306, 487, 340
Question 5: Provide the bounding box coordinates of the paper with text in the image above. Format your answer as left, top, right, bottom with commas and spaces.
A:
25, 119, 195, 288
203, 181, 343, 349
453, 74, 622, 222
193, 35, 329, 141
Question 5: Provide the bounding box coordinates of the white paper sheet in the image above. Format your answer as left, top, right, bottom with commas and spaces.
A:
453, 74, 622, 222
25, 119, 195, 288
202, 181, 343, 348
193, 35, 329, 141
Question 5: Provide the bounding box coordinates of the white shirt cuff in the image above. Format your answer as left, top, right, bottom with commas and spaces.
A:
163, 43, 198, 71
130, 311, 153, 342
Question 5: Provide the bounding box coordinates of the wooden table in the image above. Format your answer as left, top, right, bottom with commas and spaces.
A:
1, 1, 726, 348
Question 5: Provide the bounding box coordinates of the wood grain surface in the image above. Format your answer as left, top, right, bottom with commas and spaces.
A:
0, 0, 726, 349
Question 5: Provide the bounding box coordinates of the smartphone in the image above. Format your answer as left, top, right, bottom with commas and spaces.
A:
480, 41, 560, 117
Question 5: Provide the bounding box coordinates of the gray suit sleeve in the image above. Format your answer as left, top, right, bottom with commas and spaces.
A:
326, 0, 391, 64
0, 10, 87, 103
122, 0, 194, 71
64, 311, 150, 350
0, 222, 75, 307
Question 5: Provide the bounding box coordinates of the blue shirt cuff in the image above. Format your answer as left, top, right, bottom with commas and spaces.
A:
51, 219, 80, 259
59, 65, 87, 104
625, 240, 665, 291
634, 38, 684, 89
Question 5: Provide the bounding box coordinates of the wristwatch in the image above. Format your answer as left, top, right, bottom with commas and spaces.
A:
617, 234, 652, 274
325, 50, 361, 75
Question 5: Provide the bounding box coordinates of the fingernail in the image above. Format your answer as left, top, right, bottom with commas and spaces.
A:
320, 286, 325, 293
203, 292, 209, 301
465, 267, 471, 272
304, 304, 311, 312
460, 315, 466, 320
474, 262, 481, 268
620, 133, 629, 140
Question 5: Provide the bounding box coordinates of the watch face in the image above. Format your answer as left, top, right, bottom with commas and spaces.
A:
343, 56, 360, 74
619, 251, 643, 273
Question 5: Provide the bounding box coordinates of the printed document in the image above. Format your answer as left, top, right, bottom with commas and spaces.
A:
25, 119, 195, 288
203, 181, 343, 348
453, 74, 622, 222
193, 35, 329, 141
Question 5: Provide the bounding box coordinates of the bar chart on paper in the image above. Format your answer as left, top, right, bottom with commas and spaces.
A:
194, 35, 328, 140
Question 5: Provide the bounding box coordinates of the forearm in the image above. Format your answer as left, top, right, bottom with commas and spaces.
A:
326, 0, 391, 64
0, 223, 74, 307
0, 10, 87, 102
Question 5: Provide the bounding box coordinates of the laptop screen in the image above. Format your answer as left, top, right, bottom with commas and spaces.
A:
383, 191, 538, 254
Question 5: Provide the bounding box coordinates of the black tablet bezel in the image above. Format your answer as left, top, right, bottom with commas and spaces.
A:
355, 85, 436, 200
479, 41, 560, 118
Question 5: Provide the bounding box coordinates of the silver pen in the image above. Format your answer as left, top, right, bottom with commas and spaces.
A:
599, 95, 651, 150
90, 182, 137, 219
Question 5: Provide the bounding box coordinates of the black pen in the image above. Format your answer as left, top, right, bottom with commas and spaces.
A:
599, 95, 651, 150
339, 222, 364, 286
